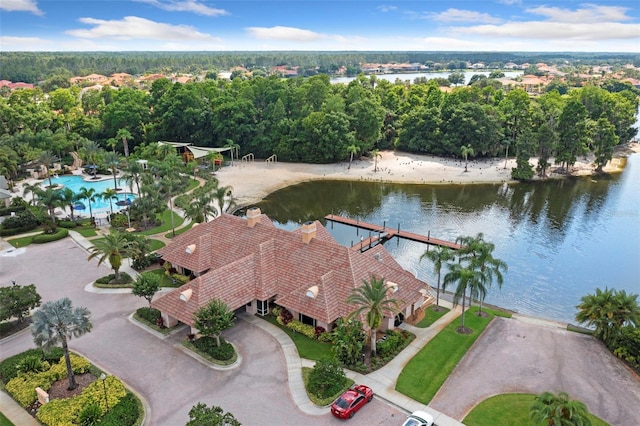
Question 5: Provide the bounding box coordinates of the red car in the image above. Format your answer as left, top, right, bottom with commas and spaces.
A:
330, 384, 374, 419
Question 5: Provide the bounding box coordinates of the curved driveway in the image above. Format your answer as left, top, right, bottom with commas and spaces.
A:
430, 317, 640, 426
1, 238, 403, 425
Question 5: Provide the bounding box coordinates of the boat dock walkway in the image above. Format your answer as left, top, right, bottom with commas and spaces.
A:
324, 214, 461, 252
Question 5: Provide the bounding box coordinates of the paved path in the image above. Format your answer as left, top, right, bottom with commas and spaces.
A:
430, 316, 640, 425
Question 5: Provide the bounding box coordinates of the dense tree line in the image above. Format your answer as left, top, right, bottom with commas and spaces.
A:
1, 51, 638, 84
0, 73, 638, 181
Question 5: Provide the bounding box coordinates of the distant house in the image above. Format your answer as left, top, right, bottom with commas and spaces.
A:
152, 209, 433, 332
0, 80, 34, 90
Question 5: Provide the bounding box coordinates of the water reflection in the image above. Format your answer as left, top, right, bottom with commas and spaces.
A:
254, 155, 640, 323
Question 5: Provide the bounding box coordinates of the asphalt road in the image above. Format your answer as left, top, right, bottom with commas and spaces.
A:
1, 238, 404, 425
430, 317, 640, 426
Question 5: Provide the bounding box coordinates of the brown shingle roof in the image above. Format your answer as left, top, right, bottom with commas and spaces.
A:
152, 213, 428, 326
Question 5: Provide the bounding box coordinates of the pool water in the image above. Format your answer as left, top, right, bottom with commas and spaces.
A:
45, 175, 137, 213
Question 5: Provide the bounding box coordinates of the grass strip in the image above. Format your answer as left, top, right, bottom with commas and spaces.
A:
396, 306, 500, 404
416, 306, 450, 328
259, 315, 333, 361
463, 393, 609, 426
138, 210, 184, 236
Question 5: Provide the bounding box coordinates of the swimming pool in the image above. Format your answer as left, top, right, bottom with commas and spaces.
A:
44, 175, 137, 213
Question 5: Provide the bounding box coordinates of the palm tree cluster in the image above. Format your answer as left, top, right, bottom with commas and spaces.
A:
575, 287, 640, 343
422, 233, 507, 333
529, 391, 593, 426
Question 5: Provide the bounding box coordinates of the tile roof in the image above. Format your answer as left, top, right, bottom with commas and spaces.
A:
152, 213, 429, 326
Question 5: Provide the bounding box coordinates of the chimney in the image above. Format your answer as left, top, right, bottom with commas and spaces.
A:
301, 221, 317, 244
247, 207, 261, 228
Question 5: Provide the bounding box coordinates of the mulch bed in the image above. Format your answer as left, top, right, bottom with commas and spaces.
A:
48, 373, 97, 400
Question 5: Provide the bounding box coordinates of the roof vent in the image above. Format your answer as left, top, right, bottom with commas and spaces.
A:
305, 285, 319, 299
179, 288, 192, 302
374, 253, 382, 262
185, 244, 196, 254
386, 281, 399, 293
247, 207, 261, 228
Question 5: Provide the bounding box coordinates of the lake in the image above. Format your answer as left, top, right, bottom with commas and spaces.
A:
331, 70, 524, 85
254, 154, 640, 324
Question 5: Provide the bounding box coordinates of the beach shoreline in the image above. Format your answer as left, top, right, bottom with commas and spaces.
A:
216, 142, 640, 206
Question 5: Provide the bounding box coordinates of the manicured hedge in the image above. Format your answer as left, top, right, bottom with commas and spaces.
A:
32, 228, 69, 243
0, 205, 27, 216
95, 272, 133, 286
136, 307, 161, 324
193, 336, 235, 361
99, 391, 142, 426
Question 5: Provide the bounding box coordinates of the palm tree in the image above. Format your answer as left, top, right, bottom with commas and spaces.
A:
35, 187, 62, 224
530, 391, 592, 426
347, 276, 401, 358
442, 262, 482, 333
575, 288, 640, 342
59, 187, 80, 221
38, 150, 58, 187
211, 184, 235, 217
106, 137, 119, 153
347, 144, 360, 170
87, 231, 133, 282
371, 149, 381, 172
78, 186, 97, 224
102, 188, 118, 216
461, 144, 474, 172
420, 246, 454, 310
31, 297, 92, 390
79, 140, 103, 179
457, 233, 507, 315
103, 151, 121, 191
123, 160, 145, 198
22, 182, 41, 205
116, 128, 132, 159
160, 175, 181, 237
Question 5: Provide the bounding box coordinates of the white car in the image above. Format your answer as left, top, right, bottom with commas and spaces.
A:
401, 410, 434, 426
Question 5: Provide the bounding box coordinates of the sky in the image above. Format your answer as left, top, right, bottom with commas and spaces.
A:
1, 0, 639, 52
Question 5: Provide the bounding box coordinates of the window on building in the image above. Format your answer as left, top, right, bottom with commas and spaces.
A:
299, 313, 316, 327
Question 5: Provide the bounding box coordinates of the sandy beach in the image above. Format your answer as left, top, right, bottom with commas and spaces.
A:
215, 143, 640, 206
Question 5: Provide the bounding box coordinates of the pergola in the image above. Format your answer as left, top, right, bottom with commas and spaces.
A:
157, 141, 232, 159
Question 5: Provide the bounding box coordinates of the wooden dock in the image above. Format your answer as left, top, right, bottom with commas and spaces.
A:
324, 214, 461, 251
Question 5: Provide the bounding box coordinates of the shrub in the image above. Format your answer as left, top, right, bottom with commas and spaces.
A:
79, 403, 102, 426
314, 326, 326, 337
109, 213, 129, 228
57, 220, 79, 228
95, 273, 133, 285
16, 356, 48, 375
99, 392, 141, 426
0, 348, 63, 383
170, 273, 190, 285
193, 336, 235, 361
5, 372, 53, 407
279, 308, 293, 325
37, 376, 127, 426
376, 330, 403, 357
32, 228, 69, 243
0, 205, 27, 216
307, 358, 347, 399
271, 306, 282, 317
136, 307, 161, 324
286, 320, 317, 339
0, 210, 38, 229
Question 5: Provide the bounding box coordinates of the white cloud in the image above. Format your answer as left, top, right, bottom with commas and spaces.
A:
246, 26, 326, 42
430, 8, 503, 24
65, 16, 217, 41
377, 5, 397, 13
0, 0, 43, 15
0, 35, 50, 50
497, 0, 522, 5
134, 0, 228, 16
526, 4, 632, 23
454, 21, 640, 41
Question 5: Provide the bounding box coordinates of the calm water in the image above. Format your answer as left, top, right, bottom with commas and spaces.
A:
254, 155, 640, 324
331, 71, 524, 85
45, 175, 136, 213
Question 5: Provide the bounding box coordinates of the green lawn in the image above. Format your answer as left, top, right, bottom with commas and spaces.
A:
0, 412, 15, 426
147, 238, 165, 251
144, 268, 178, 287
7, 235, 34, 247
396, 306, 500, 404
185, 177, 201, 192
138, 210, 184, 236
416, 306, 450, 328
463, 393, 609, 426
74, 227, 98, 237
261, 315, 333, 361
165, 221, 194, 238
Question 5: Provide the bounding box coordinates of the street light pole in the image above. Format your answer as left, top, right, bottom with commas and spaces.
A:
99, 373, 109, 412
